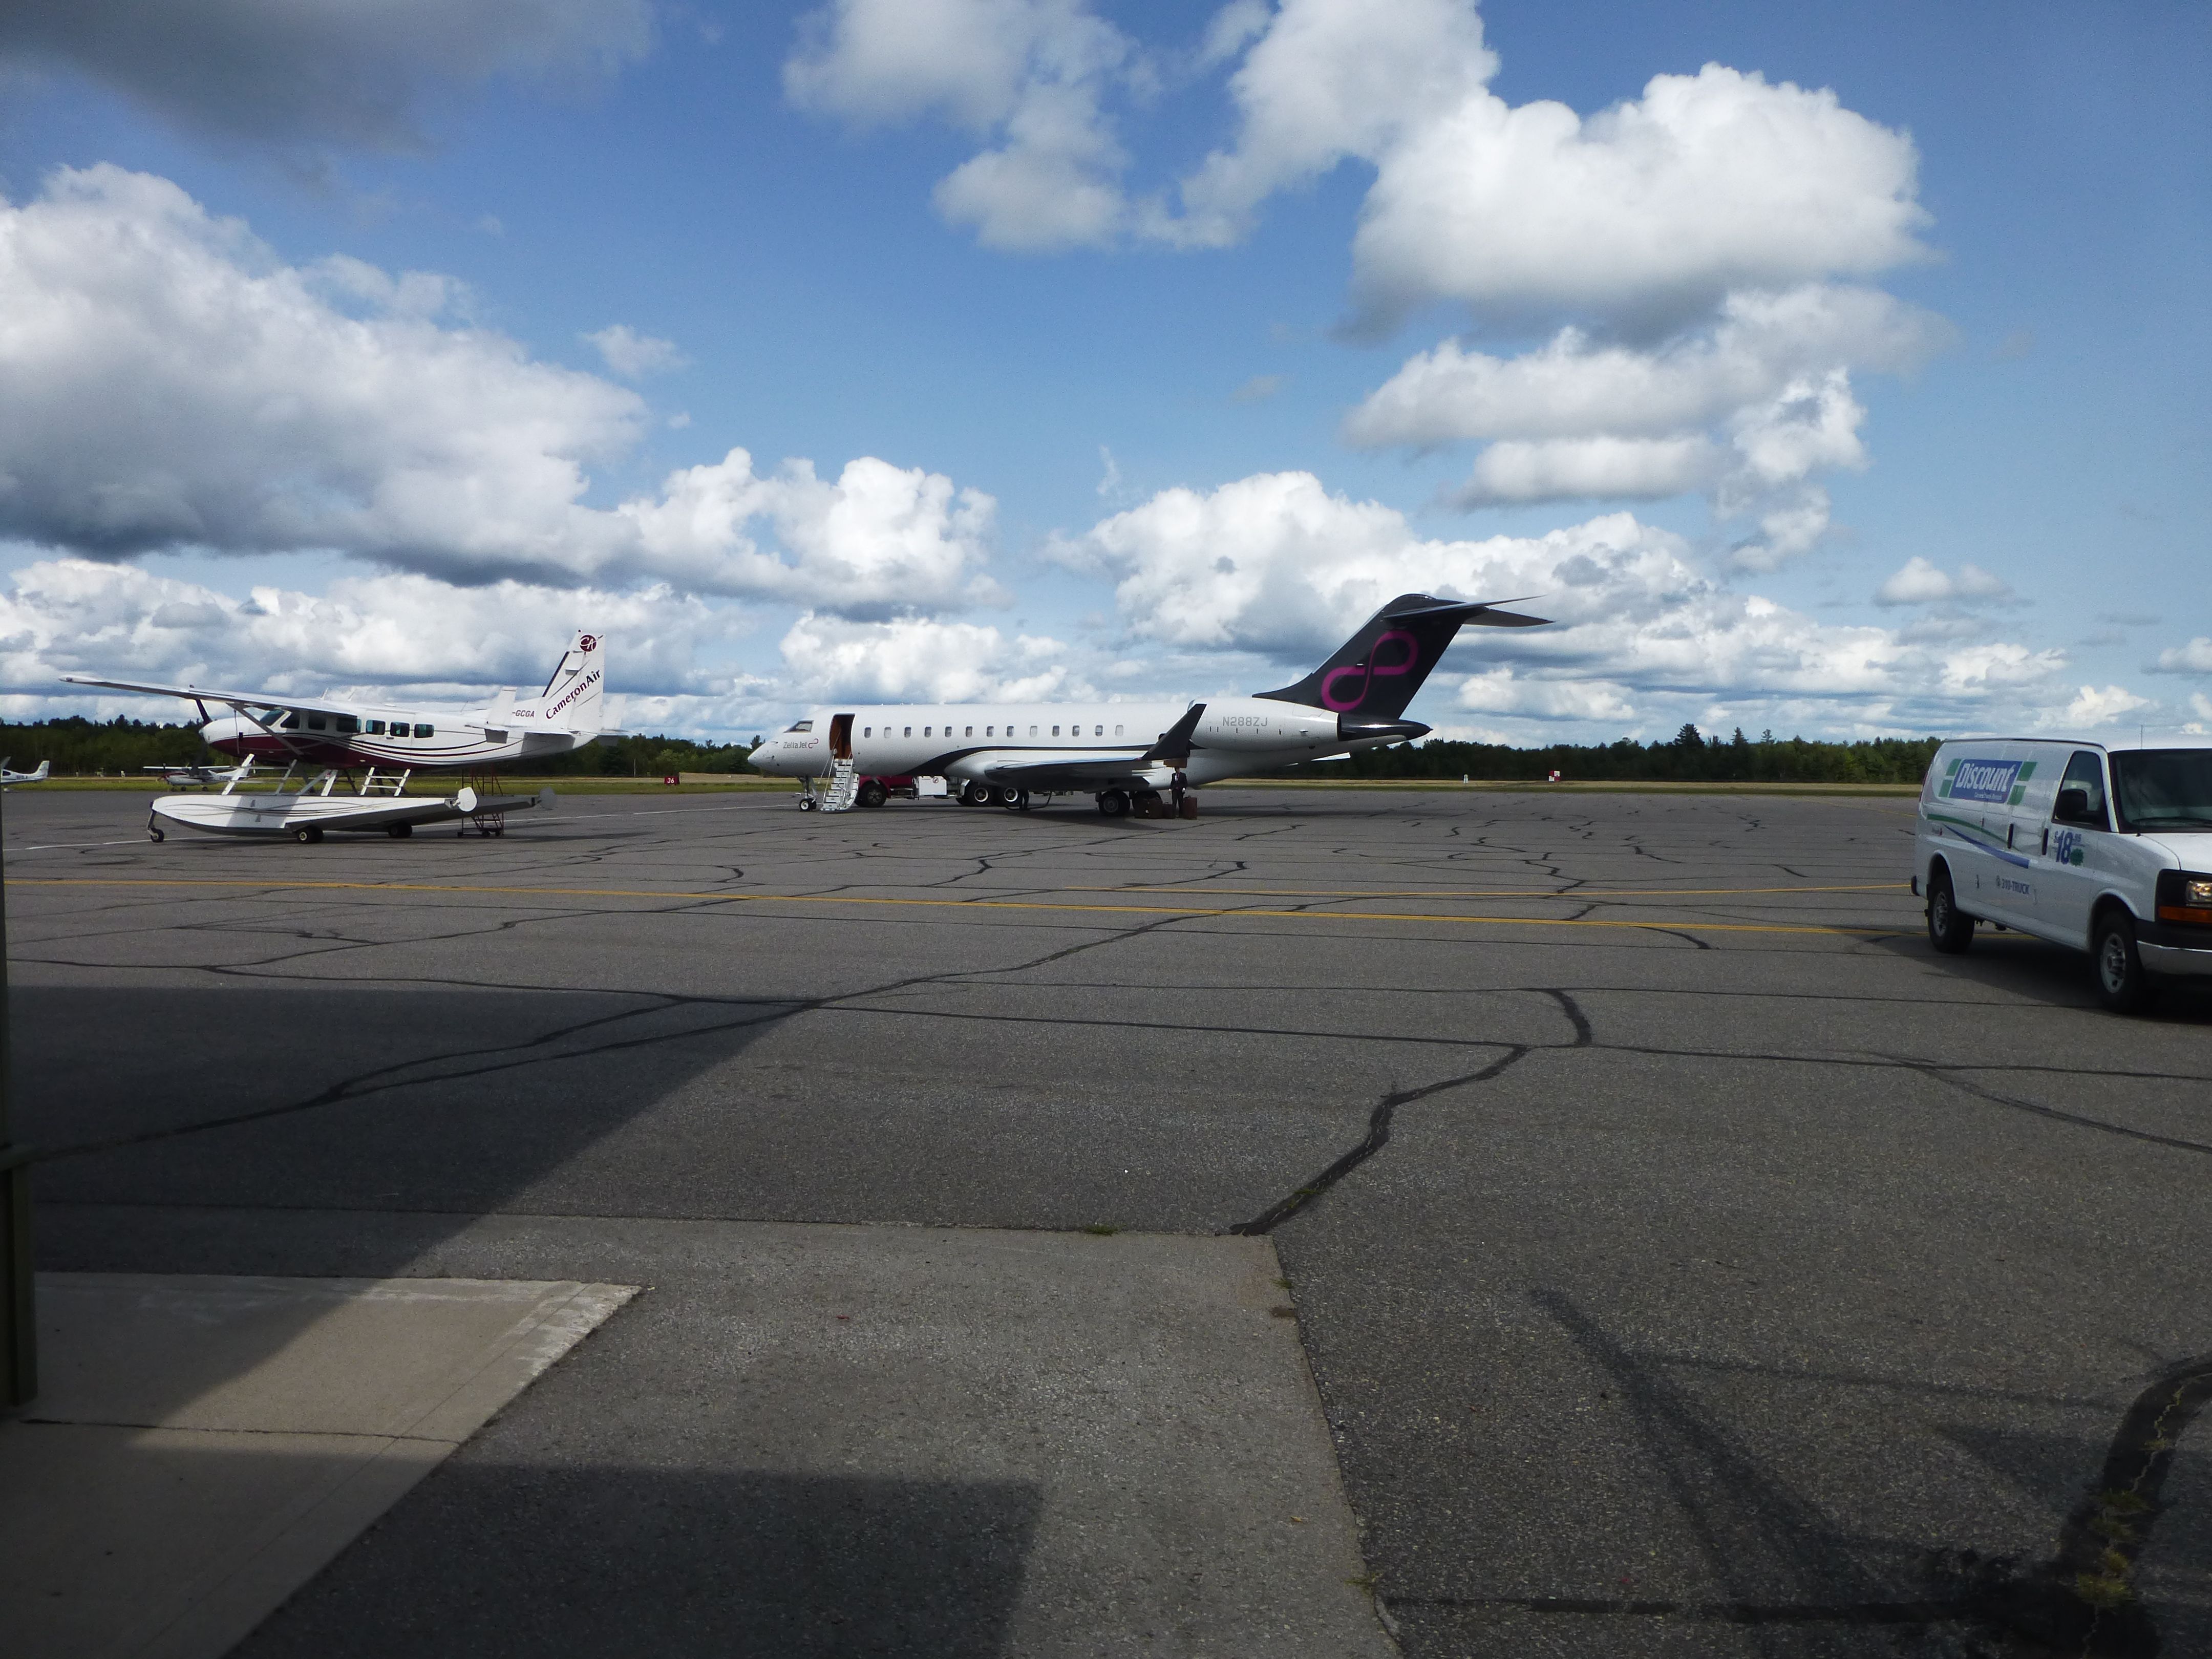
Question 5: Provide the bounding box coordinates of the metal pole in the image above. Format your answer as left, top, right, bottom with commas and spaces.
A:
1, 775, 33, 1407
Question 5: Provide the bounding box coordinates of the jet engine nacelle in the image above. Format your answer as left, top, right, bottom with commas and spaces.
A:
1192, 697, 1336, 751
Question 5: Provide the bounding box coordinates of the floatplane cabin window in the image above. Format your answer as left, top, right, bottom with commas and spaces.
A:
335, 716, 359, 734
414, 724, 434, 738
279, 713, 301, 730
365, 720, 385, 735
306, 716, 326, 731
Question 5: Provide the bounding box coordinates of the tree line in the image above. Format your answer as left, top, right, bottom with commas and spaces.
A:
1320, 725, 1941, 784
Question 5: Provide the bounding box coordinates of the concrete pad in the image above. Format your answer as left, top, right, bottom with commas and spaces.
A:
224, 1221, 1397, 1659
0, 1274, 636, 1659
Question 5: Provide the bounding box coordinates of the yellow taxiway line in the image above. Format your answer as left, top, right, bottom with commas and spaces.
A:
9, 876, 1905, 938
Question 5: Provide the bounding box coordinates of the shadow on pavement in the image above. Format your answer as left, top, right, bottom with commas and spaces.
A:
233, 1464, 1043, 1659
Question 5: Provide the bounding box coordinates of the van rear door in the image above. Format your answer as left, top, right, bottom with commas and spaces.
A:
1925, 742, 2042, 926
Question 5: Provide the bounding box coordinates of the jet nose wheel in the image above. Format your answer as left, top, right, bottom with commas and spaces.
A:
797, 796, 817, 812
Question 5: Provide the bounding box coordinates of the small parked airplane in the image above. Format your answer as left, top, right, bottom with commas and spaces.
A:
143, 759, 254, 789
61, 632, 611, 842
749, 592, 1549, 815
64, 632, 616, 770
0, 758, 50, 786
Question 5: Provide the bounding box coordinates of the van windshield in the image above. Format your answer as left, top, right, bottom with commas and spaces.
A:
2111, 750, 2212, 833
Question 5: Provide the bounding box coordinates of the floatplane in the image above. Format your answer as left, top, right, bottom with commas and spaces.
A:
61, 632, 616, 843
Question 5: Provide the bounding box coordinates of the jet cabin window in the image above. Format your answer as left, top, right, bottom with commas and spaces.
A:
904, 726, 912, 737
924, 726, 932, 737
863, 727, 871, 738
965, 726, 973, 737
1029, 725, 1038, 736
1115, 724, 1124, 736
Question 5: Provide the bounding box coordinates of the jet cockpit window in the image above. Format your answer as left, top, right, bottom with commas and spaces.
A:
414, 724, 435, 739
788, 720, 813, 732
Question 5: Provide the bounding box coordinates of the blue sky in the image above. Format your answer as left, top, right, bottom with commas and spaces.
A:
0, 1, 2205, 743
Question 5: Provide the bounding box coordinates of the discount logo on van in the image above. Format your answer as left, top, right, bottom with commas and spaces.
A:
1938, 756, 2036, 805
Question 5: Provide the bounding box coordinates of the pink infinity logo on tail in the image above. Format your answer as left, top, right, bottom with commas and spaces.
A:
1320, 628, 1420, 711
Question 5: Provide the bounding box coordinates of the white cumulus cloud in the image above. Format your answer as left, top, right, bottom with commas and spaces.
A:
786, 0, 1141, 250
1057, 470, 2106, 736
584, 324, 687, 379
779, 611, 1070, 703
2152, 637, 2212, 674
0, 166, 999, 615
1875, 557, 2016, 607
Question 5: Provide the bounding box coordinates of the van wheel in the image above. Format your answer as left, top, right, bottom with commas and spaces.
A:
1926, 867, 1975, 954
858, 780, 888, 809
2092, 910, 2157, 1014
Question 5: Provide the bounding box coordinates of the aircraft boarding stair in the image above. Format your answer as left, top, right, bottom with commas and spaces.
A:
818, 756, 858, 812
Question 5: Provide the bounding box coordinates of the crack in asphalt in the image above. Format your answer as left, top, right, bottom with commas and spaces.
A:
24, 907, 1204, 1165
1228, 990, 1594, 1235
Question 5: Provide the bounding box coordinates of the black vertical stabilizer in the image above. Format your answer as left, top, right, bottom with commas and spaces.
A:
1255, 593, 1549, 720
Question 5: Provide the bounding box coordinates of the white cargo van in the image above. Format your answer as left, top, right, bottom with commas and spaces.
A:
1913, 736, 2212, 1010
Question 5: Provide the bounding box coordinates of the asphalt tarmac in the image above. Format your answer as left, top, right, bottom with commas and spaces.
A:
9, 784, 2209, 1657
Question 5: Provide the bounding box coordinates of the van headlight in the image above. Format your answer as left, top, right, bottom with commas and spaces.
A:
2191, 878, 2212, 908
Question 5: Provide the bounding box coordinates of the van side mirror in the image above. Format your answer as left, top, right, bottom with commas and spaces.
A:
2054, 788, 2092, 824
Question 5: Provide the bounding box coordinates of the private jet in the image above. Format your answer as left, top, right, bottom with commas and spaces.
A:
749, 593, 1548, 816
